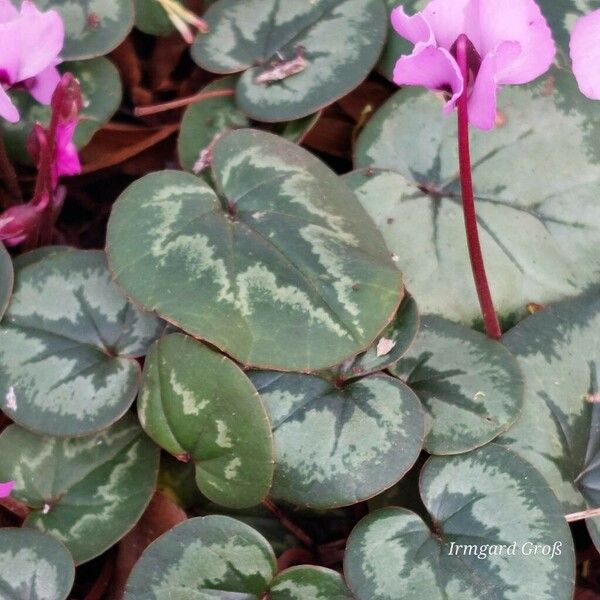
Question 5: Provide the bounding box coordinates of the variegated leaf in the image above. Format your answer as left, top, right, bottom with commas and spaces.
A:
498, 291, 600, 551
124, 515, 277, 599
178, 76, 249, 175
0, 249, 163, 436
352, 69, 600, 325
2, 58, 122, 166
392, 315, 524, 454
191, 0, 387, 122
12, 0, 135, 60
250, 371, 424, 508
270, 566, 354, 600
0, 414, 159, 564
107, 129, 403, 371
338, 293, 419, 379
0, 528, 75, 600
344, 444, 575, 600
0, 244, 13, 320
178, 77, 321, 175
139, 333, 274, 508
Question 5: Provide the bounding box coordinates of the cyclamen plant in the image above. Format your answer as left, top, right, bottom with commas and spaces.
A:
391, 0, 555, 338
0, 0, 600, 599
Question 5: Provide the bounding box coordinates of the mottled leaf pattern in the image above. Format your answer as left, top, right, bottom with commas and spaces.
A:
0, 249, 163, 436
124, 516, 277, 599
392, 315, 524, 454
139, 333, 274, 508
2, 58, 122, 166
251, 371, 424, 508
12, 0, 135, 60
107, 129, 403, 371
0, 244, 13, 320
0, 528, 75, 600
339, 293, 419, 379
344, 445, 575, 600
191, 0, 387, 121
352, 70, 600, 324
270, 566, 355, 600
0, 414, 159, 564
178, 76, 249, 174
498, 291, 600, 550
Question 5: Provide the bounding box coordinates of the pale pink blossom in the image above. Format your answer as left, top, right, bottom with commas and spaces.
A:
391, 0, 556, 129
570, 9, 600, 100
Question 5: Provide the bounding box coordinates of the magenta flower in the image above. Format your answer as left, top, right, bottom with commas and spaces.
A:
391, 0, 556, 129
0, 0, 64, 123
0, 480, 14, 498
570, 9, 600, 100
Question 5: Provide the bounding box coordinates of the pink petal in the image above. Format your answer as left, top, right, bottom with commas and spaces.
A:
0, 480, 14, 497
570, 8, 600, 100
14, 3, 64, 82
464, 0, 555, 84
0, 0, 18, 23
421, 0, 472, 49
468, 42, 519, 130
391, 6, 433, 45
393, 43, 463, 113
27, 64, 61, 105
54, 120, 81, 181
0, 85, 19, 123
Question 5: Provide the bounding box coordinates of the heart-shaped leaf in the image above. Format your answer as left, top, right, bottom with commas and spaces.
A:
250, 371, 424, 508
12, 0, 135, 60
344, 444, 575, 600
0, 244, 13, 320
269, 566, 355, 600
139, 332, 274, 509
498, 291, 600, 550
0, 528, 75, 600
0, 249, 163, 436
178, 77, 321, 175
352, 70, 600, 325
191, 0, 388, 122
107, 129, 403, 371
178, 76, 249, 175
338, 292, 419, 379
124, 515, 277, 599
392, 315, 524, 454
2, 58, 122, 166
0, 414, 159, 564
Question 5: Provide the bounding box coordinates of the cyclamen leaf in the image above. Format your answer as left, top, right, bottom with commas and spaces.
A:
392, 315, 524, 454
498, 291, 600, 551
0, 528, 75, 600
269, 566, 355, 600
338, 293, 419, 379
191, 0, 388, 121
124, 516, 277, 600
138, 333, 274, 509
0, 249, 163, 436
352, 71, 600, 325
0, 414, 159, 564
12, 0, 135, 60
0, 244, 13, 320
251, 371, 424, 508
107, 129, 403, 372
344, 444, 575, 600
2, 57, 122, 166
133, 0, 174, 36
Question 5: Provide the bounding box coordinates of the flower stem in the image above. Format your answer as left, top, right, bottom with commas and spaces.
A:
133, 88, 235, 117
456, 34, 502, 340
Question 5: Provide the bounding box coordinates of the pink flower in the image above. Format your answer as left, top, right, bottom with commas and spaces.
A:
0, 481, 14, 498
391, 0, 556, 129
570, 9, 600, 100
0, 0, 64, 123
